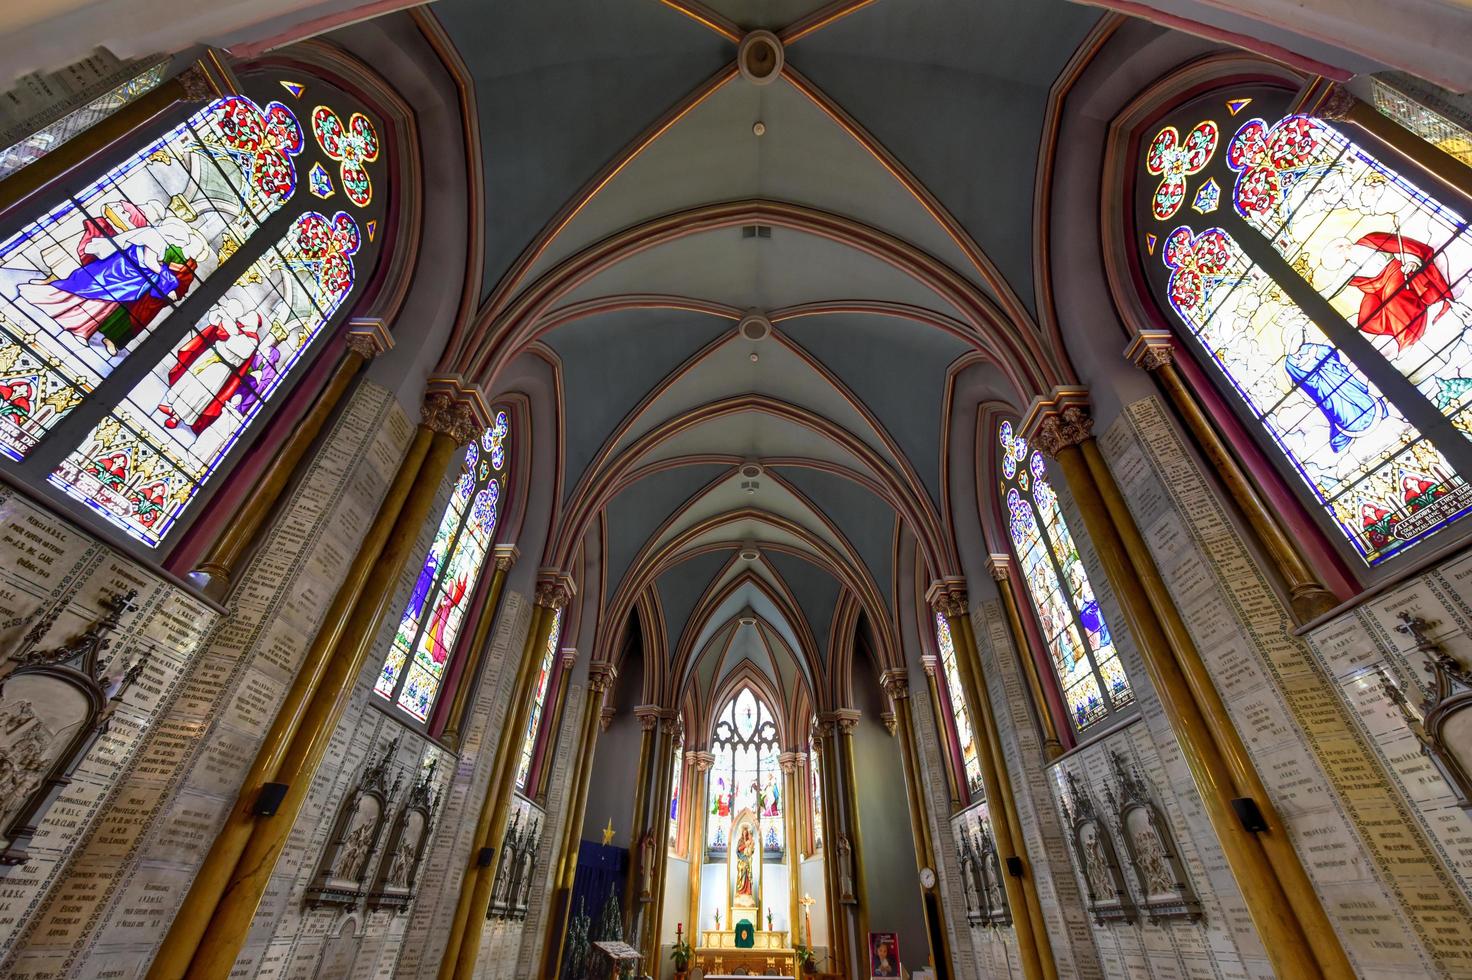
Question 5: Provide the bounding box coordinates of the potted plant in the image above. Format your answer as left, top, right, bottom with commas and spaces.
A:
794, 942, 819, 974
670, 923, 693, 979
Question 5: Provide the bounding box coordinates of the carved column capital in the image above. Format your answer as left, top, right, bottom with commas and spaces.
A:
688, 751, 716, 772
880, 711, 897, 736
559, 648, 578, 672
986, 554, 1012, 582
880, 668, 910, 701
1314, 83, 1358, 121
421, 376, 492, 443
920, 654, 940, 678
588, 661, 618, 694
344, 318, 394, 359
599, 705, 616, 732
1124, 330, 1174, 372
175, 64, 216, 101
778, 751, 801, 775
534, 571, 576, 610
633, 705, 662, 732
659, 711, 682, 738
1021, 387, 1093, 458
813, 714, 838, 740
492, 544, 520, 573
925, 578, 969, 620
834, 708, 861, 735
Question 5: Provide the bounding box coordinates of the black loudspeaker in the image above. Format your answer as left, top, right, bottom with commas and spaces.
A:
477, 846, 496, 867
253, 782, 289, 816
1005, 856, 1024, 878
1231, 796, 1269, 833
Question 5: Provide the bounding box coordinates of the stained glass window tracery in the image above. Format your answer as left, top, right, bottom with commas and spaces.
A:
0, 75, 385, 553
933, 612, 983, 796
375, 411, 510, 723
668, 741, 683, 851
999, 420, 1132, 734
706, 686, 782, 854
1138, 89, 1472, 566
808, 731, 822, 850
515, 606, 562, 790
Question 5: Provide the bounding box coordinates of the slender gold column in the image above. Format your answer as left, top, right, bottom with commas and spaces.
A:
623, 706, 660, 936
1026, 396, 1332, 980
932, 584, 1056, 980
184, 386, 490, 980
196, 323, 393, 598
882, 670, 955, 979
919, 655, 963, 807
814, 719, 846, 977
779, 753, 803, 947
440, 544, 518, 749
0, 62, 226, 214
985, 556, 1065, 760
1124, 334, 1338, 621
834, 711, 872, 968
642, 716, 679, 977
533, 647, 580, 801
1078, 434, 1354, 979
540, 662, 618, 977
1312, 83, 1472, 206
685, 751, 713, 947
444, 574, 575, 980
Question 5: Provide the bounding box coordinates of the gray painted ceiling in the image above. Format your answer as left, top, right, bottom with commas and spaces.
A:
704, 0, 834, 31
605, 463, 731, 595
764, 550, 841, 664
656, 547, 739, 657
772, 464, 897, 604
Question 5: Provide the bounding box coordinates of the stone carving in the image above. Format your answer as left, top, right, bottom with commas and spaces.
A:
1059, 769, 1134, 924
489, 806, 541, 920
1032, 404, 1094, 457
1105, 750, 1201, 923
974, 819, 1010, 928
958, 827, 981, 926
639, 828, 655, 901
307, 739, 400, 908
368, 756, 440, 911
1388, 614, 1472, 809
836, 833, 856, 904
1, 590, 148, 867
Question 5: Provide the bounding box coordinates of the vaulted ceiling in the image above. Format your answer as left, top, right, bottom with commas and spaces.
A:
422, 0, 1109, 727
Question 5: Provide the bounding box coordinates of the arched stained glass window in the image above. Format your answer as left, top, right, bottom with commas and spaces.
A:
0, 76, 385, 551
933, 612, 983, 796
998, 421, 1132, 734
515, 606, 562, 790
668, 741, 683, 851
1137, 89, 1472, 567
808, 732, 822, 850
375, 410, 510, 722
707, 686, 782, 854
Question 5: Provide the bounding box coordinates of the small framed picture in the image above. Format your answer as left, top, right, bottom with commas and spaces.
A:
868, 931, 901, 977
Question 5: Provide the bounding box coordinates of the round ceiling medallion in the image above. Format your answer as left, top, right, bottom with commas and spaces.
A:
740, 463, 763, 480
738, 30, 784, 86
739, 312, 772, 341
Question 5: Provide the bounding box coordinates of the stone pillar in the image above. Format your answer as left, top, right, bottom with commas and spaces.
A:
441, 571, 575, 980
173, 379, 492, 980
441, 544, 519, 749
1024, 390, 1351, 980
685, 750, 714, 948
832, 709, 868, 972
540, 661, 618, 976
1123, 332, 1338, 621
642, 713, 680, 977
624, 705, 662, 938
779, 752, 803, 948
812, 716, 847, 976
928, 579, 1054, 980
195, 321, 394, 598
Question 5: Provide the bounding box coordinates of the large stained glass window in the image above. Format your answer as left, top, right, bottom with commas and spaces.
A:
808, 732, 822, 850
514, 606, 562, 790
932, 612, 983, 796
0, 76, 384, 551
999, 421, 1132, 734
376, 411, 510, 723
668, 741, 683, 851
706, 686, 782, 854
1138, 90, 1472, 566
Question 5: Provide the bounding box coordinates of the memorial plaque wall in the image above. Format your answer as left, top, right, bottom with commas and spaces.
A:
1101, 396, 1472, 975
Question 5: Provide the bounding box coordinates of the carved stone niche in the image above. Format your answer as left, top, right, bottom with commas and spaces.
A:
489, 807, 541, 921
1, 591, 148, 868
1105, 751, 1201, 923
1059, 769, 1135, 925
957, 826, 982, 927
1394, 613, 1472, 809
974, 820, 1011, 928
306, 739, 401, 909
367, 758, 440, 912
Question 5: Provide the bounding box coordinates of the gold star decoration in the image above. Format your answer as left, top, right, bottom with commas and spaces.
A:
601, 818, 615, 846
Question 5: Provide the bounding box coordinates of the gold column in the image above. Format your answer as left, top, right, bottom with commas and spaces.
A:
685, 751, 713, 947
1026, 394, 1348, 979
779, 752, 803, 947
0, 61, 228, 214
540, 662, 618, 977
833, 711, 871, 971
623, 706, 660, 937
927, 582, 1053, 980
1311, 83, 1472, 205
920, 655, 963, 807
642, 715, 679, 976
440, 544, 519, 749
1124, 334, 1338, 621
986, 555, 1065, 760
195, 323, 393, 598
441, 573, 575, 980
533, 647, 580, 801
882, 670, 955, 979
813, 718, 847, 977
178, 383, 491, 980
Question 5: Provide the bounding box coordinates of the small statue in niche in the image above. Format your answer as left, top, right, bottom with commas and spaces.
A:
336, 817, 375, 882
836, 833, 855, 903
0, 702, 48, 830
385, 834, 415, 888
638, 830, 655, 900
1132, 822, 1175, 895
1081, 827, 1116, 901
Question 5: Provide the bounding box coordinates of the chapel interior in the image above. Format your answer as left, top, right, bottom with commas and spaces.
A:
1, 2, 1471, 979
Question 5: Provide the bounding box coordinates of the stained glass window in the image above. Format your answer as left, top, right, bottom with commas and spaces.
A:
808, 733, 822, 850
998, 421, 1132, 734
933, 612, 983, 797
515, 606, 562, 790
0, 75, 385, 553
376, 411, 511, 722
706, 686, 781, 854
668, 741, 683, 851
1139, 90, 1472, 566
